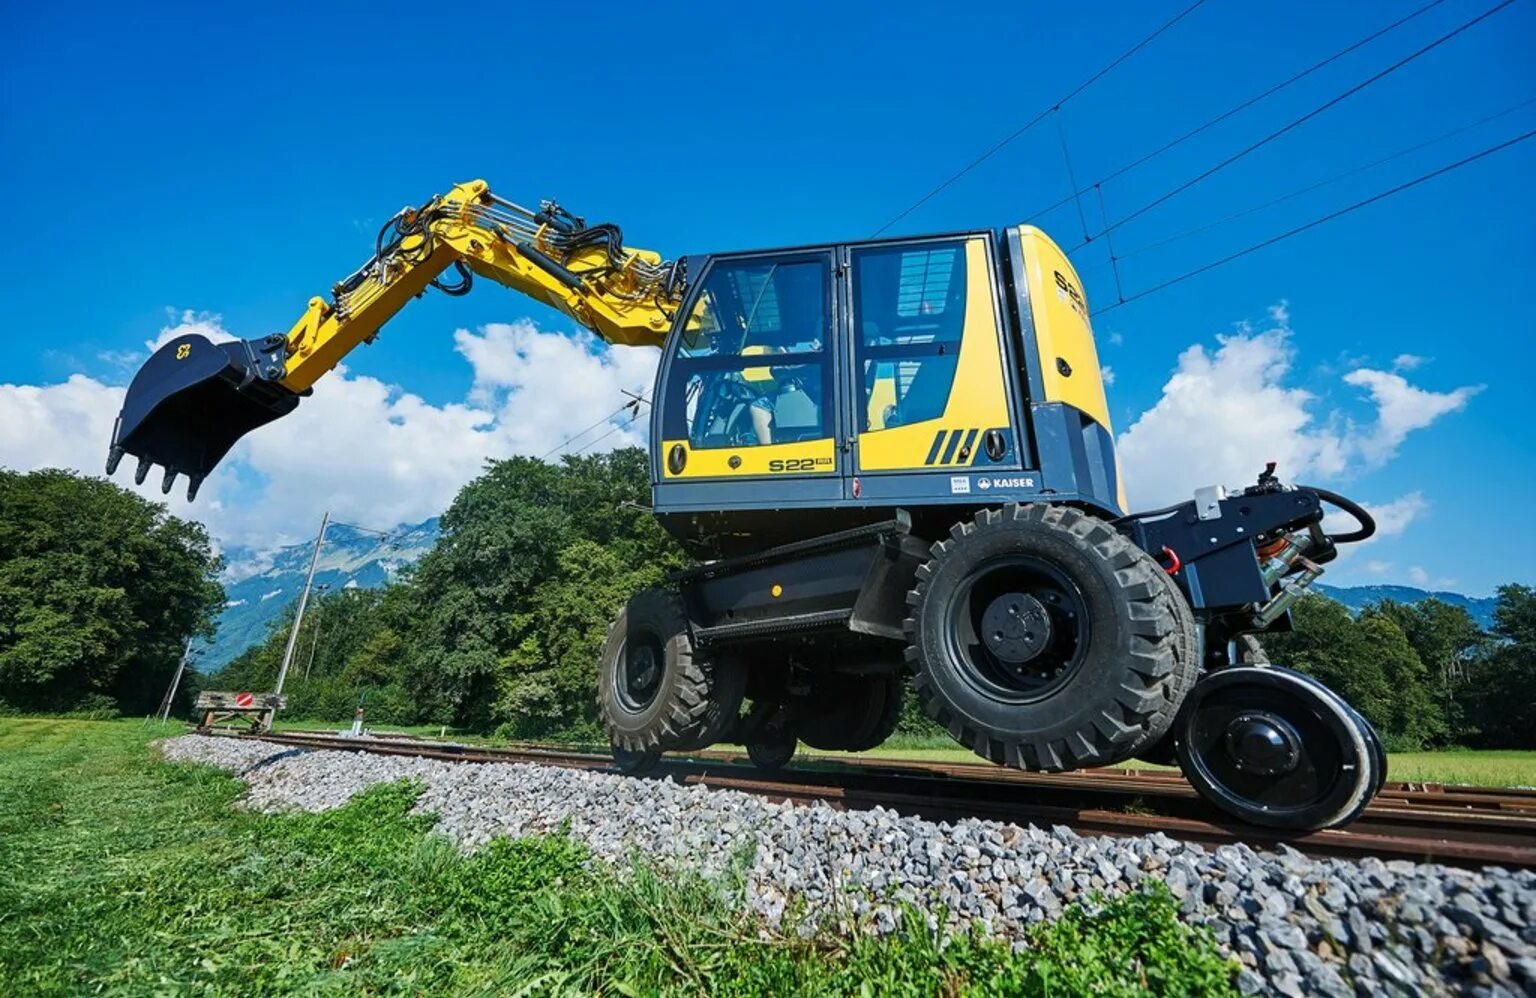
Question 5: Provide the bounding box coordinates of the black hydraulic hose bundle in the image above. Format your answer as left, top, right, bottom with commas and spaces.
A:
1298, 485, 1376, 544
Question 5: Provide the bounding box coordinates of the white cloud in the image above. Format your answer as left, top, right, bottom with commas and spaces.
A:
145, 309, 238, 354
1116, 308, 1480, 509
1340, 368, 1482, 467
1392, 353, 1427, 372
0, 375, 125, 478
1100, 365, 1116, 387
1363, 560, 1394, 575
1358, 492, 1427, 540
0, 313, 660, 550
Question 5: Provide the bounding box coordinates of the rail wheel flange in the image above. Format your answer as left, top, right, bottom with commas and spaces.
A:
1175, 665, 1378, 831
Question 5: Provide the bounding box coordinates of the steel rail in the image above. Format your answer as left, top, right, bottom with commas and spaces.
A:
201, 729, 1536, 870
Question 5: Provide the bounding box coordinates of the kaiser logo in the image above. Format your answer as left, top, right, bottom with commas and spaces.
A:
977, 478, 992, 490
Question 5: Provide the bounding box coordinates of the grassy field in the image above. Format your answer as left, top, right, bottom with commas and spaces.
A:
0, 717, 1237, 996
822, 742, 1536, 787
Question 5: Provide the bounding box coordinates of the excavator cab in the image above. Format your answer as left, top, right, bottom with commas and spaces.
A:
109, 332, 297, 498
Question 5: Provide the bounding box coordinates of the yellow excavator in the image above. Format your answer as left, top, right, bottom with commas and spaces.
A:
110, 180, 1384, 831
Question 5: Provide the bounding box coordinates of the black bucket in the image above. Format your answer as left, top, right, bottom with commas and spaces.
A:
108, 333, 300, 499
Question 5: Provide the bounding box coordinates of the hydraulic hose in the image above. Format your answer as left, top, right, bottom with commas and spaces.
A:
1300, 485, 1376, 544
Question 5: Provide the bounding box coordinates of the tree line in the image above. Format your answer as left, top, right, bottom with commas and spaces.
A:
3, 462, 1534, 751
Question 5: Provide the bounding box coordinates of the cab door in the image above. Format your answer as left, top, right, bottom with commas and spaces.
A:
653, 250, 843, 506
846, 235, 1023, 499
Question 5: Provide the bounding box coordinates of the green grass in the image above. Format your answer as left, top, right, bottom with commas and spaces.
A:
801, 739, 1536, 787
0, 718, 1237, 996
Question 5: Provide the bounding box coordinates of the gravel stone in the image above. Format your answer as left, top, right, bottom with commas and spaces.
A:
160, 735, 1536, 998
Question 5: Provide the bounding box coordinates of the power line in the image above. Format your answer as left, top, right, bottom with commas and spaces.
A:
567, 403, 647, 458
870, 0, 1210, 237
1105, 95, 1536, 261
1083, 0, 1519, 247
1090, 128, 1535, 316
1025, 0, 1451, 223
536, 391, 650, 461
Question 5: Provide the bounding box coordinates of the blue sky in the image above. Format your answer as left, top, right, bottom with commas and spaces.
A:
2, 0, 1532, 595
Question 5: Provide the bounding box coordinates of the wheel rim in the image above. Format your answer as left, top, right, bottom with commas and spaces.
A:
1181, 668, 1370, 827
944, 556, 1089, 702
617, 632, 665, 712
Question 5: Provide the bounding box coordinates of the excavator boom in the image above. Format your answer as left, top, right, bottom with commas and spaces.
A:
108, 180, 682, 498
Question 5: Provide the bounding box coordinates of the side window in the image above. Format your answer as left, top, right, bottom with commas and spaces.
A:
664, 255, 830, 449
852, 242, 966, 431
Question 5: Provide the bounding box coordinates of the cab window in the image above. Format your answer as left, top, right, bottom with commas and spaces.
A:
852, 242, 967, 431
663, 255, 830, 449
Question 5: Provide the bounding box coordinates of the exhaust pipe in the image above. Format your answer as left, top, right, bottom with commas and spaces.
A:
107, 333, 301, 500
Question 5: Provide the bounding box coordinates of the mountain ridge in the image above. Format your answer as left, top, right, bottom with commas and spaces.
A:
195, 518, 441, 671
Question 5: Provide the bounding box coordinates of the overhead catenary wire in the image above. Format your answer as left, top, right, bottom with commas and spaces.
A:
1089, 128, 1536, 317
1025, 0, 1452, 224
536, 392, 651, 462
1079, 0, 1520, 249
870, 0, 1210, 237
1100, 94, 1536, 262
567, 400, 648, 458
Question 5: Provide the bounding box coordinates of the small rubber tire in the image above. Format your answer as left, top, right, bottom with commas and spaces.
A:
746, 734, 797, 771
611, 745, 661, 776
906, 503, 1194, 771
1175, 665, 1377, 831
598, 587, 712, 754
798, 673, 904, 752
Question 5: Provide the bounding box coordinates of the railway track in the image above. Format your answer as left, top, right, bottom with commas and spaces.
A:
204, 728, 1536, 870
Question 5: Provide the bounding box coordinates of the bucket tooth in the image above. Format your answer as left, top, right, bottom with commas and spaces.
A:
161, 468, 178, 496
134, 456, 151, 485
186, 475, 204, 502
105, 446, 124, 476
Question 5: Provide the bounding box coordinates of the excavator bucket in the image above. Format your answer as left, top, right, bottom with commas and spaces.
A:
107, 333, 300, 500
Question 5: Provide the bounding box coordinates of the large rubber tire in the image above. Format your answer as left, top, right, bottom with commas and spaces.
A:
906, 504, 1195, 772
674, 655, 747, 752
798, 673, 904, 752
598, 587, 714, 754
1135, 566, 1203, 766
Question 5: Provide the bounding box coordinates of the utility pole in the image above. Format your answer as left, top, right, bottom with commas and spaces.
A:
150, 636, 195, 724
274, 510, 329, 702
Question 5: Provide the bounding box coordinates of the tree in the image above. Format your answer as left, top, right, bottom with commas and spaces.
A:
1467, 585, 1536, 749
1263, 595, 1394, 732
1354, 609, 1447, 748
0, 469, 223, 714
1371, 598, 1485, 743
401, 448, 688, 731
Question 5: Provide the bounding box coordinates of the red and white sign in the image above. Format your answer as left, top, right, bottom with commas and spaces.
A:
235, 691, 254, 708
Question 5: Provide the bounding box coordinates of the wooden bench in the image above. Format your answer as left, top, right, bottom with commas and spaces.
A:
194, 691, 287, 732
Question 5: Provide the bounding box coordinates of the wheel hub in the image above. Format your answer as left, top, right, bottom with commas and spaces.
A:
980, 592, 1052, 663
1222, 711, 1301, 776
619, 640, 663, 710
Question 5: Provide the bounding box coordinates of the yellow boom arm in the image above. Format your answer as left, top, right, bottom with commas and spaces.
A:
108, 180, 683, 498
279, 179, 679, 391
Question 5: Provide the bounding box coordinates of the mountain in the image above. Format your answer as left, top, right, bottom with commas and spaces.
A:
1314, 583, 1499, 629
195, 518, 440, 672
